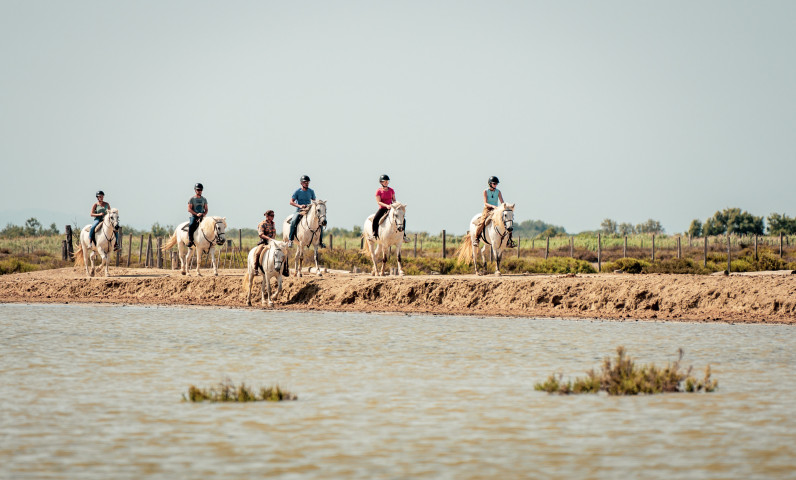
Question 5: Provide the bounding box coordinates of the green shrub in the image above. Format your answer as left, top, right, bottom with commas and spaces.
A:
601, 257, 649, 274
535, 346, 718, 395
0, 258, 38, 275
183, 379, 297, 402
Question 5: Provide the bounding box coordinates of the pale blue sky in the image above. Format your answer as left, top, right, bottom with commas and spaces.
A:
1, 0, 794, 234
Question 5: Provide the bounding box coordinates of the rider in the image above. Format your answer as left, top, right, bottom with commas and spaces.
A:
187, 183, 208, 248
473, 176, 516, 248
89, 190, 120, 251
287, 175, 325, 248
371, 174, 408, 242
253, 210, 276, 275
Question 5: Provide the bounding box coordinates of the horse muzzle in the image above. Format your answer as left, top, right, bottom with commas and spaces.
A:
507, 227, 513, 232
321, 220, 327, 227
217, 238, 226, 246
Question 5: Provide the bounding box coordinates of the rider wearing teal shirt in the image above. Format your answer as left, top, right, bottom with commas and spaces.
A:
288, 175, 325, 248
89, 190, 120, 251
187, 183, 208, 248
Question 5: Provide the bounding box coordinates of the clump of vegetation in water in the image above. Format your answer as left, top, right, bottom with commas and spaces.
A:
183, 379, 297, 402
535, 346, 718, 395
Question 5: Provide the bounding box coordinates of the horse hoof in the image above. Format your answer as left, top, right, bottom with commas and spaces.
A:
495, 272, 501, 277
181, 271, 186, 276
268, 302, 274, 308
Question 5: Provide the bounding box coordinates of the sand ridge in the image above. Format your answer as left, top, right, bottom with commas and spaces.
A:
1, 267, 794, 324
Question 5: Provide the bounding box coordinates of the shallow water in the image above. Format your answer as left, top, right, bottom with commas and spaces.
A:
1, 303, 794, 479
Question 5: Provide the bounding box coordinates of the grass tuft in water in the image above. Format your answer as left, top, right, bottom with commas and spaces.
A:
535, 346, 718, 395
183, 378, 297, 402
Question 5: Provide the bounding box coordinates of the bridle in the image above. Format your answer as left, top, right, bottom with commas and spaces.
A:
198, 218, 226, 252
97, 212, 119, 247
481, 208, 513, 246
390, 205, 405, 232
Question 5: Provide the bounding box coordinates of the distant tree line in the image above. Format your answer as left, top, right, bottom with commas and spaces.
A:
0, 218, 59, 238
599, 218, 664, 236
686, 208, 795, 237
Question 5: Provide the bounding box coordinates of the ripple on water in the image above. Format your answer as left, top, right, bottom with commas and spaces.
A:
1, 303, 795, 479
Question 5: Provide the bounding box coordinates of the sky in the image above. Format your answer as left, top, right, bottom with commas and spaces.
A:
1, 0, 794, 235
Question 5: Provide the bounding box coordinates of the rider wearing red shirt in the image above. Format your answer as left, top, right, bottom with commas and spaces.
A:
371, 174, 407, 241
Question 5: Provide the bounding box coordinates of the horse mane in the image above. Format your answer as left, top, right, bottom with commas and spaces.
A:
201, 216, 225, 236
390, 201, 406, 211
490, 204, 506, 230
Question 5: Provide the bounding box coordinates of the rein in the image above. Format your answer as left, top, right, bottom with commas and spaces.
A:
198, 219, 224, 253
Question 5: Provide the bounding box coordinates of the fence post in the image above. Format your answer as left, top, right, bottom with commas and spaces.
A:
126, 234, 132, 267
414, 234, 418, 258
704, 235, 708, 268
598, 233, 602, 272
442, 230, 446, 259
780, 232, 784, 258
157, 237, 163, 268
145, 234, 153, 268
517, 236, 521, 258
754, 234, 758, 261
116, 227, 123, 266
61, 239, 68, 261
623, 235, 627, 258
651, 234, 656, 260
677, 236, 681, 259
65, 225, 74, 258
138, 235, 144, 267
570, 236, 574, 258
545, 236, 549, 260
329, 234, 333, 250
727, 234, 731, 273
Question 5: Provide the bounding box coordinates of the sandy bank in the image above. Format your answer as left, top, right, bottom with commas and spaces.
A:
1, 267, 794, 324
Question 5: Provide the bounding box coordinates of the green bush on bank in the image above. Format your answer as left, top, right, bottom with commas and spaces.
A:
602, 254, 796, 275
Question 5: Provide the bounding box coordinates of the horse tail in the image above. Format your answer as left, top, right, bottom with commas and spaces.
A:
162, 233, 178, 251
456, 233, 474, 264
73, 241, 86, 267
359, 232, 371, 255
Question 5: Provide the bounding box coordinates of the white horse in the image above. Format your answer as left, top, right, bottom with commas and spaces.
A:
74, 208, 120, 277
242, 240, 288, 307
363, 202, 407, 276
456, 203, 515, 276
162, 216, 227, 276
281, 199, 327, 277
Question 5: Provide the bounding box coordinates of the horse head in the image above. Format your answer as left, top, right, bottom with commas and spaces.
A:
214, 217, 227, 245
312, 200, 327, 227
391, 202, 406, 232
500, 203, 515, 232
271, 240, 287, 271
108, 208, 120, 232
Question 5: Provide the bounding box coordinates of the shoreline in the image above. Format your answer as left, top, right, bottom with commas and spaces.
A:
1, 267, 794, 324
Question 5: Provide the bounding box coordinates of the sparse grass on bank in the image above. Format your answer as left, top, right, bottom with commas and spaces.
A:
535, 346, 718, 395
183, 379, 297, 402
602, 252, 796, 275
0, 248, 71, 275
316, 249, 596, 275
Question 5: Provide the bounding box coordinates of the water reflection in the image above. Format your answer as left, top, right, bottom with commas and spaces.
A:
1, 304, 794, 479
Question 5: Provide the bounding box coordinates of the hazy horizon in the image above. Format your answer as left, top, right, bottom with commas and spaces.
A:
2, 1, 794, 234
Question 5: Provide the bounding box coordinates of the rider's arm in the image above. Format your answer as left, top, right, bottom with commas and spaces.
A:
376, 192, 388, 209
90, 203, 101, 218
289, 196, 301, 209
498, 191, 504, 205
188, 202, 196, 216
202, 202, 208, 216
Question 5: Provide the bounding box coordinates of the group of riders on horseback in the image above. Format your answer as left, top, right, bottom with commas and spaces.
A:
79, 173, 516, 280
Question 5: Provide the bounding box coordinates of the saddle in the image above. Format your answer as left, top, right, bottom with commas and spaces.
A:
181, 217, 206, 232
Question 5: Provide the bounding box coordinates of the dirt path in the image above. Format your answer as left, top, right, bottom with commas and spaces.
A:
1, 267, 795, 324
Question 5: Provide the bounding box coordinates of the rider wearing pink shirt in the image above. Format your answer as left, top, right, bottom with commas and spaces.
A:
372, 174, 407, 241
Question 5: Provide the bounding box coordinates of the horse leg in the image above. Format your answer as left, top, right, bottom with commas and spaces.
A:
294, 248, 303, 277
396, 245, 404, 276
260, 272, 268, 307
209, 246, 217, 276
195, 249, 202, 276
380, 247, 388, 276
313, 245, 322, 276
471, 243, 480, 275
89, 249, 96, 277
100, 247, 110, 277
265, 273, 274, 307
495, 250, 502, 276
275, 273, 283, 300
246, 267, 254, 306
368, 241, 380, 276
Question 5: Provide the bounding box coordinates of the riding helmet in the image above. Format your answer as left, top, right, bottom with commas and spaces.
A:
195, 183, 204, 190
300, 175, 311, 182
380, 174, 390, 182
488, 176, 500, 185
95, 190, 105, 197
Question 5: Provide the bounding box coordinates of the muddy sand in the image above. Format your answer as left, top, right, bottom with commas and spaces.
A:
1, 266, 795, 324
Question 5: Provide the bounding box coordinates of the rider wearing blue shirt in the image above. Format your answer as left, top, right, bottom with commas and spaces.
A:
288, 175, 325, 248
